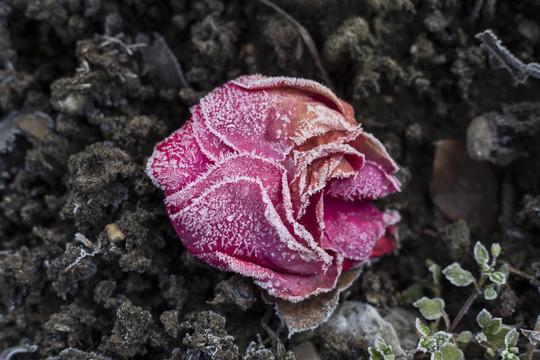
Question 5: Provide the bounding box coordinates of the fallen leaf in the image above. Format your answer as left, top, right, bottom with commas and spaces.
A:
430, 139, 498, 229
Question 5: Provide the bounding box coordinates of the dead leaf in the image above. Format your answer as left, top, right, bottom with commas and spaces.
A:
430, 139, 498, 229
262, 267, 362, 337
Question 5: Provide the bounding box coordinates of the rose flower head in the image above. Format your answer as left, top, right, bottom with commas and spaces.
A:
147, 75, 400, 329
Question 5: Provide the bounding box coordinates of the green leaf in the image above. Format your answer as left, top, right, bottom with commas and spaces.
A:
440, 343, 464, 360
442, 263, 475, 287
474, 242, 489, 266
413, 297, 446, 320
418, 336, 437, 353
502, 353, 519, 360
505, 328, 518, 348
433, 331, 452, 346
489, 271, 506, 286
476, 309, 492, 329
431, 350, 443, 360
485, 347, 497, 359
427, 259, 441, 285
476, 332, 488, 342
497, 264, 509, 276
490, 243, 501, 258
484, 285, 498, 300
368, 347, 382, 360
383, 355, 395, 360
487, 318, 502, 335
456, 331, 473, 343
375, 338, 386, 351
486, 326, 511, 349
416, 318, 431, 337
478, 260, 491, 273
429, 265, 441, 285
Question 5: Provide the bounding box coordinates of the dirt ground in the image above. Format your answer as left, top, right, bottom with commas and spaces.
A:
0, 0, 539, 359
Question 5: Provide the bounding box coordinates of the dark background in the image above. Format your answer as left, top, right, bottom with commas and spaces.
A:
0, 0, 538, 359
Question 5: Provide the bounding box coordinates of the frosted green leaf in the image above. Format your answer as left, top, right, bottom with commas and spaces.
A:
485, 347, 497, 359
369, 347, 380, 359
442, 263, 475, 287
476, 309, 492, 328
476, 332, 488, 342
416, 318, 431, 337
505, 328, 518, 348
431, 350, 443, 360
427, 259, 441, 285
413, 297, 446, 320
489, 271, 506, 286
440, 343, 464, 360
478, 260, 491, 273
497, 264, 509, 276
433, 331, 452, 346
484, 285, 497, 300
418, 336, 437, 353
474, 242, 489, 266
456, 331, 473, 343
487, 318, 502, 335
490, 243, 501, 258
375, 338, 387, 351
501, 351, 519, 360
370, 338, 395, 360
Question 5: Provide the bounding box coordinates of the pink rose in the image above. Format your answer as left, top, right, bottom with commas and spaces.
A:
147, 75, 400, 302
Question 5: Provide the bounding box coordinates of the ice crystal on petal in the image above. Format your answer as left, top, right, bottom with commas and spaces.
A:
146, 119, 211, 194
146, 74, 401, 314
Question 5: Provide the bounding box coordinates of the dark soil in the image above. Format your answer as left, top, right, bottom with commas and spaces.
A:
0, 0, 539, 359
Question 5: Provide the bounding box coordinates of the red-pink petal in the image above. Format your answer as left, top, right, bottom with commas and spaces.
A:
165, 154, 287, 213
191, 106, 235, 161
286, 143, 363, 218
352, 131, 399, 174
146, 119, 212, 194
232, 75, 356, 122
326, 129, 400, 201
198, 249, 343, 302
326, 160, 401, 201
196, 76, 359, 161
323, 197, 400, 261
171, 178, 330, 277
164, 153, 333, 267
369, 225, 399, 258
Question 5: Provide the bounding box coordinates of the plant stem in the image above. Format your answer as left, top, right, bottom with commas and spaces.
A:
447, 284, 479, 333
524, 314, 540, 360
257, 0, 334, 90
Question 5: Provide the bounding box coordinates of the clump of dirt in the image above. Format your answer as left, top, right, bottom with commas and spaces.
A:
0, 0, 539, 359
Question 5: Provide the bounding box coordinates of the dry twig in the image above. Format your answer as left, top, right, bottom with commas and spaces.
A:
257, 0, 334, 90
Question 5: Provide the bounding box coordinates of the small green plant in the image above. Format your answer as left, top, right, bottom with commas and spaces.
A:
368, 338, 395, 360
368, 241, 522, 360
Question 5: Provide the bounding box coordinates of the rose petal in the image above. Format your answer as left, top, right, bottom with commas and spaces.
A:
170, 178, 336, 298
287, 143, 363, 218
191, 106, 235, 161
232, 74, 356, 122
325, 131, 401, 201
146, 119, 212, 194
165, 154, 286, 213
164, 153, 334, 267
323, 197, 400, 261
326, 159, 401, 201
197, 76, 358, 161
369, 224, 399, 258
351, 131, 399, 174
